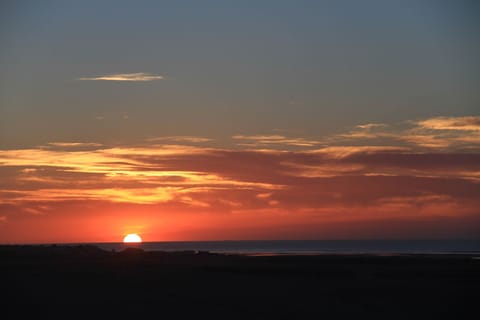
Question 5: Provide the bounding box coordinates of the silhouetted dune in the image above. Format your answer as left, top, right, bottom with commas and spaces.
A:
0, 244, 108, 257
1, 245, 478, 319
119, 247, 145, 255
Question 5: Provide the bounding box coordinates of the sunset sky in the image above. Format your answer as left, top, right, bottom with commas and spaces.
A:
1, 1, 479, 243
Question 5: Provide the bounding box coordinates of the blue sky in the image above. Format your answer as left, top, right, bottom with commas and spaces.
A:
1, 0, 478, 147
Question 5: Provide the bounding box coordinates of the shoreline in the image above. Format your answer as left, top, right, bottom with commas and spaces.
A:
2, 243, 480, 257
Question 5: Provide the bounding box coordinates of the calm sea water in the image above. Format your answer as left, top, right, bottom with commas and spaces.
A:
93, 240, 480, 255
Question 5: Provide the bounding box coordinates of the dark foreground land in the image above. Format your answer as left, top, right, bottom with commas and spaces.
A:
1, 245, 479, 319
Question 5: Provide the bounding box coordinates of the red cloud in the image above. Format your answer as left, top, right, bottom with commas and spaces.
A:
1, 128, 479, 242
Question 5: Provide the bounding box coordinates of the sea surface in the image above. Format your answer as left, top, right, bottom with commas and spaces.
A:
93, 239, 480, 255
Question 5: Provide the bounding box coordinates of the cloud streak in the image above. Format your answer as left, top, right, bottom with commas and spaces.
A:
416, 116, 480, 131
147, 136, 213, 143
334, 116, 480, 150
47, 142, 104, 148
78, 72, 164, 81
233, 135, 320, 147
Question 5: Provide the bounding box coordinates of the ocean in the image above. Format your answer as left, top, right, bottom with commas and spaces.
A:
93, 239, 480, 255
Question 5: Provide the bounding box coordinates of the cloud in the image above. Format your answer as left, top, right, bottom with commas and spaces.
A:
356, 123, 387, 130
0, 144, 283, 205
233, 134, 319, 147
256, 192, 272, 199
47, 142, 103, 148
404, 116, 480, 149
308, 146, 409, 158
1, 141, 479, 206
78, 72, 164, 82
1, 132, 480, 241
1, 116, 479, 242
7, 187, 177, 205
335, 123, 392, 140
398, 134, 451, 148
331, 116, 480, 150
147, 136, 212, 143
416, 116, 480, 131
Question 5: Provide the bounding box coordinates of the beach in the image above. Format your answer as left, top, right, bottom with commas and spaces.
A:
2, 245, 478, 319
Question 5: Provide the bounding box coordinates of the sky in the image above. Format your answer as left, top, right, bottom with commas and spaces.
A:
0, 0, 479, 243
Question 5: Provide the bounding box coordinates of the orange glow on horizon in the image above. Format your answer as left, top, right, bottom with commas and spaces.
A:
1, 116, 480, 243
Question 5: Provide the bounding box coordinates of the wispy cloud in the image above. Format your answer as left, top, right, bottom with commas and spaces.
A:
47, 142, 103, 148
416, 116, 480, 131
333, 116, 480, 150
147, 136, 213, 143
78, 72, 164, 82
397, 134, 451, 148
356, 123, 387, 130
233, 135, 319, 147
308, 146, 410, 158
335, 122, 391, 140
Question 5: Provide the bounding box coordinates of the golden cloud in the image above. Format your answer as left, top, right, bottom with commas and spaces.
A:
417, 116, 480, 131
78, 72, 164, 81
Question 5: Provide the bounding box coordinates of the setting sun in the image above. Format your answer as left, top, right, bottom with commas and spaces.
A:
123, 234, 142, 243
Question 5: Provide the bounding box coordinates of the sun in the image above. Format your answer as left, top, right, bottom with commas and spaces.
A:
123, 233, 142, 243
